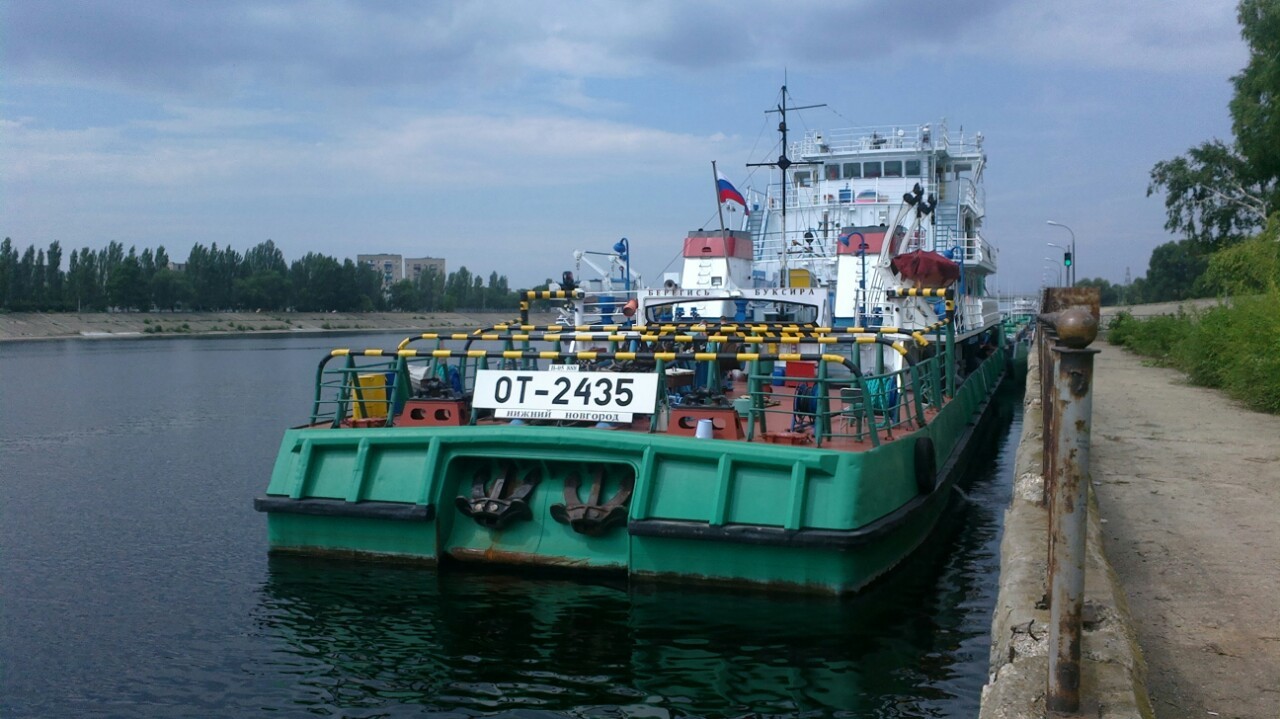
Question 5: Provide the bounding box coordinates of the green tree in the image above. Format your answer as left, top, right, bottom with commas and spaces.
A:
150, 268, 193, 311
289, 253, 343, 311
1148, 140, 1271, 247
244, 240, 287, 276
107, 250, 149, 311
13, 246, 36, 311
415, 266, 445, 311
67, 247, 105, 311
1200, 215, 1280, 295
235, 272, 289, 310
388, 279, 420, 311
1142, 240, 1211, 302
1149, 1, 1280, 247
46, 241, 65, 310
32, 248, 48, 309
1074, 277, 1121, 306
0, 238, 15, 308
1231, 0, 1280, 189
446, 266, 474, 309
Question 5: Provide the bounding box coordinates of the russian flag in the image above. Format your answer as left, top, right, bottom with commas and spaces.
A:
716, 171, 749, 214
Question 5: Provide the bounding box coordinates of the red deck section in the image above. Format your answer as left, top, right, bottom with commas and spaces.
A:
836, 228, 887, 255
683, 233, 754, 259
453, 378, 939, 453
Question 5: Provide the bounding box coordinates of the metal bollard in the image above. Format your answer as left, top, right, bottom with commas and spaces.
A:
1038, 306, 1060, 508
1045, 307, 1099, 714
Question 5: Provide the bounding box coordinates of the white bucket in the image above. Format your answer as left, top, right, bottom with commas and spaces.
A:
695, 418, 714, 439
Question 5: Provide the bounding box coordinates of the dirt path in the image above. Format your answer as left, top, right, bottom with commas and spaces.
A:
1091, 346, 1280, 719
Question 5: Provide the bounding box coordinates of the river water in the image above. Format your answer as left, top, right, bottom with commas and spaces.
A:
0, 333, 1020, 718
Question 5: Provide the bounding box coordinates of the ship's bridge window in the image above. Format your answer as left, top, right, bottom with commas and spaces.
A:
884, 160, 903, 178
906, 159, 922, 176
794, 171, 811, 187
825, 164, 841, 181
843, 162, 861, 179
863, 161, 882, 178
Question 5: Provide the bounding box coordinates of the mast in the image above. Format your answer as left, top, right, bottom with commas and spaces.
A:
748, 85, 823, 287
711, 160, 727, 237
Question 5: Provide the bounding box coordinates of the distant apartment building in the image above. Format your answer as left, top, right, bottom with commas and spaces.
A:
357, 254, 447, 291
405, 257, 446, 282
357, 254, 404, 288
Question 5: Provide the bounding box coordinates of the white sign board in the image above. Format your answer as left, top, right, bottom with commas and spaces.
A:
473, 370, 659, 423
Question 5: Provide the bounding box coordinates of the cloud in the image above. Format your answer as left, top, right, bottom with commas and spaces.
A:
979, 0, 1245, 75
2, 104, 731, 197
4, 1, 536, 98
8, 0, 1242, 109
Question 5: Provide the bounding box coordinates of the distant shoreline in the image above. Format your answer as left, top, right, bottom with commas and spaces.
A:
0, 310, 556, 344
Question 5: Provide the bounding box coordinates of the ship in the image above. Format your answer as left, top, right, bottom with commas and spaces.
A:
254, 88, 1007, 594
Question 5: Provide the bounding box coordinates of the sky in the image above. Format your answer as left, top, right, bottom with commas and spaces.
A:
1, 0, 1248, 293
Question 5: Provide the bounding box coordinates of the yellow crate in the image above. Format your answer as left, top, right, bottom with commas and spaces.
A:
352, 373, 389, 419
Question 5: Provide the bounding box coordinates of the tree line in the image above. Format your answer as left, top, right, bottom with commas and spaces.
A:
0, 238, 523, 313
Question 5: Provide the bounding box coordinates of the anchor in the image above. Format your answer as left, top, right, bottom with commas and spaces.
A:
550, 466, 634, 536
455, 463, 540, 530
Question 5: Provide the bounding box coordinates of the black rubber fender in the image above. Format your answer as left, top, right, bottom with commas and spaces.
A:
914, 437, 937, 494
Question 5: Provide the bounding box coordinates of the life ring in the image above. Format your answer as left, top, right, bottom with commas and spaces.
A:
914, 437, 937, 494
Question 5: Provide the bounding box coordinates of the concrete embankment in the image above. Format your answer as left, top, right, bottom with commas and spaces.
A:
980, 345, 1153, 718
0, 311, 557, 343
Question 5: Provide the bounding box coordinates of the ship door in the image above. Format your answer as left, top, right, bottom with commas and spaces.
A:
788, 269, 813, 288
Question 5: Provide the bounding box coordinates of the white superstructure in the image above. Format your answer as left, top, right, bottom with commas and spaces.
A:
732, 100, 999, 338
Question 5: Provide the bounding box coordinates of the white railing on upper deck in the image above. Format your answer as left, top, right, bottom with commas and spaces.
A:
957, 297, 1002, 334
752, 174, 982, 219
958, 234, 997, 270
793, 121, 986, 159
957, 177, 985, 219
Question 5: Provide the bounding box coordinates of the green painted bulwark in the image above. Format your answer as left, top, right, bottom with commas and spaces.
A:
259, 348, 1007, 592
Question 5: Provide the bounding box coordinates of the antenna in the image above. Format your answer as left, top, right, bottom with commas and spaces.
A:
747, 85, 826, 287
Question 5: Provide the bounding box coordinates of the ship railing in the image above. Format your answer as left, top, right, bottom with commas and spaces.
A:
743, 356, 943, 448
930, 231, 995, 271
771, 176, 926, 211
307, 323, 959, 441
518, 286, 644, 329
792, 122, 985, 158
308, 352, 411, 428
795, 125, 931, 156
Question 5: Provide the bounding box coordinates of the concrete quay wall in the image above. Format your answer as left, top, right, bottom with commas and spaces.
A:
0, 311, 557, 343
979, 347, 1154, 718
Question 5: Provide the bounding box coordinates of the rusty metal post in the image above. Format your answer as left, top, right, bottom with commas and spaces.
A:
1039, 317, 1057, 507
1046, 307, 1099, 715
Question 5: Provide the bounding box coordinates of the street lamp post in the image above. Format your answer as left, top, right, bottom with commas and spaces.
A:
1047, 221, 1076, 286
1043, 258, 1062, 286
612, 237, 631, 294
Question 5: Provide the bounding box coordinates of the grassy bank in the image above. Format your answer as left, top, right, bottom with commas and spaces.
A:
1107, 291, 1280, 414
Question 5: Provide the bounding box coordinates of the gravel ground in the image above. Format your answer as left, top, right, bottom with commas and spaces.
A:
1091, 345, 1280, 719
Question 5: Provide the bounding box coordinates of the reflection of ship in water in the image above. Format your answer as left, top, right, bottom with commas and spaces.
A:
254, 401, 1018, 719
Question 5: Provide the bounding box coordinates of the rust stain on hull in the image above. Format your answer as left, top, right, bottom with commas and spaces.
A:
447, 547, 602, 569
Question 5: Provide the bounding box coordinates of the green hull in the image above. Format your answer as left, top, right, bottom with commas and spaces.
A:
257, 349, 1006, 594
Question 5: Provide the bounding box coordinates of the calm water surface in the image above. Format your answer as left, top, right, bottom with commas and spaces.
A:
0, 333, 1020, 718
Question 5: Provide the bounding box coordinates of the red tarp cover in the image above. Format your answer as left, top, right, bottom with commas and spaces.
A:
890, 250, 960, 287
